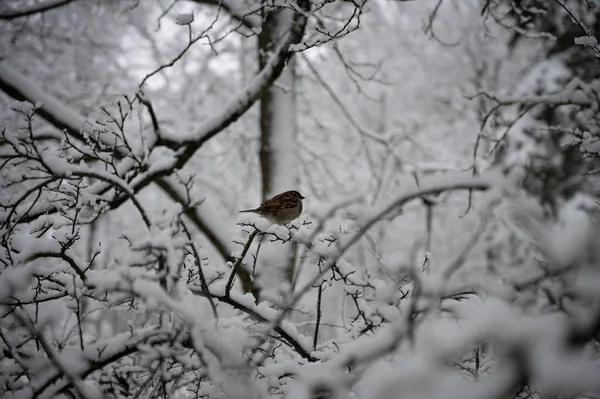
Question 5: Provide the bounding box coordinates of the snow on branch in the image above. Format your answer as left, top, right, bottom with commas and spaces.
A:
81, 0, 314, 230
156, 0, 310, 169
0, 62, 88, 140
0, 72, 233, 263
0, 63, 139, 160
473, 77, 597, 131
476, 78, 593, 107
251, 171, 500, 360
18, 328, 172, 399
574, 35, 600, 58
187, 285, 317, 361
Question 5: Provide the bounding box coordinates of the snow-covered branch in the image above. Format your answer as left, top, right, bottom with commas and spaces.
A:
157, 0, 310, 160
18, 328, 173, 399
0, 62, 87, 141
250, 172, 499, 361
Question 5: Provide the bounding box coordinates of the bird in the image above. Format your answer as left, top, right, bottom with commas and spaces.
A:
239, 190, 305, 225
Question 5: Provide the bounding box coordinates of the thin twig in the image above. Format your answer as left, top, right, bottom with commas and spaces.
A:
225, 229, 259, 296
313, 282, 323, 351
180, 219, 218, 318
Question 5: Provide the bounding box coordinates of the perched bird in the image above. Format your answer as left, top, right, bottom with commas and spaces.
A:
239, 190, 305, 225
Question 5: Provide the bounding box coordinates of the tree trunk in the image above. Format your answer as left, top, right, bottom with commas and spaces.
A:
258, 5, 299, 286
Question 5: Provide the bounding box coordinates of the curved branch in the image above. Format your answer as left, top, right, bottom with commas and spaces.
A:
64, 168, 151, 228
187, 285, 317, 362
26, 251, 87, 282
0, 0, 76, 20
297, 173, 497, 301
218, 293, 317, 361
259, 172, 499, 348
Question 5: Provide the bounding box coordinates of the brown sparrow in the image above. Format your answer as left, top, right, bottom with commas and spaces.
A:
239, 190, 305, 225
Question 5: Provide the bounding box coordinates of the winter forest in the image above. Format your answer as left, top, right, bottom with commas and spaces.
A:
1, 0, 600, 398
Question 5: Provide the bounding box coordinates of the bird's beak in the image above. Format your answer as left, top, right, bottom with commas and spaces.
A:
300, 194, 305, 199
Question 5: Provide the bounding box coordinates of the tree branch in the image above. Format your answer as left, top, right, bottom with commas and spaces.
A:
254, 172, 498, 356
0, 64, 235, 265
0, 0, 76, 20
24, 329, 172, 399
157, 0, 310, 151
225, 228, 258, 296
0, 62, 86, 141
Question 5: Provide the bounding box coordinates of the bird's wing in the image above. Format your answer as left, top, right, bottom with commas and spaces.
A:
262, 195, 296, 209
